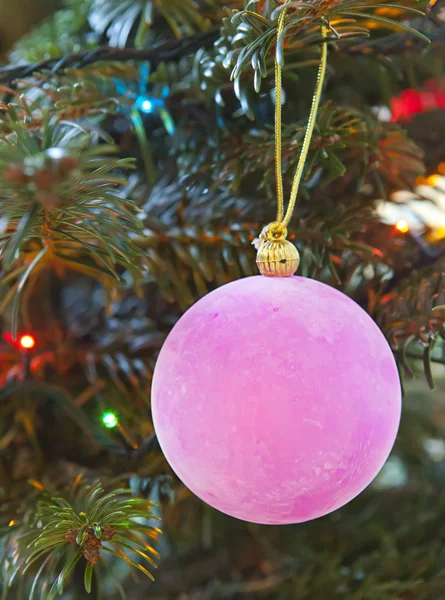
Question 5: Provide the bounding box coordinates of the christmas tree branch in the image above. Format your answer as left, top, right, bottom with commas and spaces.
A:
1, 20, 441, 87
3, 477, 161, 599
0, 30, 219, 85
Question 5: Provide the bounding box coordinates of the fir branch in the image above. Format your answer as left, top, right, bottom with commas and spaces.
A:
0, 273, 169, 458
172, 104, 425, 198
347, 21, 445, 55
4, 477, 160, 598
0, 117, 144, 335
9, 0, 94, 64
0, 31, 220, 86
89, 0, 221, 47
375, 267, 445, 388
225, 0, 431, 92
0, 79, 127, 136
1, 19, 439, 87
130, 175, 384, 308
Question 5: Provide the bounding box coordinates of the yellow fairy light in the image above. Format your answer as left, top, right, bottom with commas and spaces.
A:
426, 174, 442, 186
426, 226, 445, 243
395, 219, 410, 234
416, 174, 442, 186
8, 519, 16, 527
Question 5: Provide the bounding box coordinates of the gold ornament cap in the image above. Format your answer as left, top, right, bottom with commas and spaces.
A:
255, 221, 300, 277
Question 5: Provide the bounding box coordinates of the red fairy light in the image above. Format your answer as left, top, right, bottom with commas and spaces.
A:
20, 335, 36, 349
3, 332, 36, 350
391, 80, 445, 122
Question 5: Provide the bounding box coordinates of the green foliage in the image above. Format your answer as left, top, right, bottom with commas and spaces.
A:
0, 276, 165, 472
244, 485, 445, 599
3, 477, 160, 599
375, 268, 445, 390
170, 103, 425, 201
9, 0, 94, 63
0, 64, 136, 130
225, 0, 428, 93
89, 0, 218, 47
133, 175, 384, 309
0, 116, 144, 336
141, 220, 258, 310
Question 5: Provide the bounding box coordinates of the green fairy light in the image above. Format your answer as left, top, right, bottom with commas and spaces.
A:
102, 412, 119, 429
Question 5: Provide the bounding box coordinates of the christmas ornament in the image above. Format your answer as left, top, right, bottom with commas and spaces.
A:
152, 10, 401, 524
152, 275, 401, 524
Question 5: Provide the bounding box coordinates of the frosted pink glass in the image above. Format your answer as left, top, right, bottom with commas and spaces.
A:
152, 276, 401, 524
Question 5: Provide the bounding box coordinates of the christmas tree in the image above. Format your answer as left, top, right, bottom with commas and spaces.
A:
1, 0, 445, 598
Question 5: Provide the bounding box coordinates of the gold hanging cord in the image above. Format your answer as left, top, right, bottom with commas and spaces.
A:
256, 2, 329, 276
274, 6, 328, 230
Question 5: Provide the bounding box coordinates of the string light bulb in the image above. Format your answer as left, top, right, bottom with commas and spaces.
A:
102, 411, 119, 429
395, 219, 410, 234
140, 99, 154, 113
101, 411, 139, 450
20, 334, 35, 349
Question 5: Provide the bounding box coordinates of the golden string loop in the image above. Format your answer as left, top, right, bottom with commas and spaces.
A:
256, 4, 328, 276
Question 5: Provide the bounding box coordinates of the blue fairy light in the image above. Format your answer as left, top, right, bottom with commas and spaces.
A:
136, 94, 168, 114
135, 93, 176, 135
140, 98, 154, 113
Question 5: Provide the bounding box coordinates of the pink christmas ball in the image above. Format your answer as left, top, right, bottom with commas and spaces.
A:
152, 276, 401, 525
